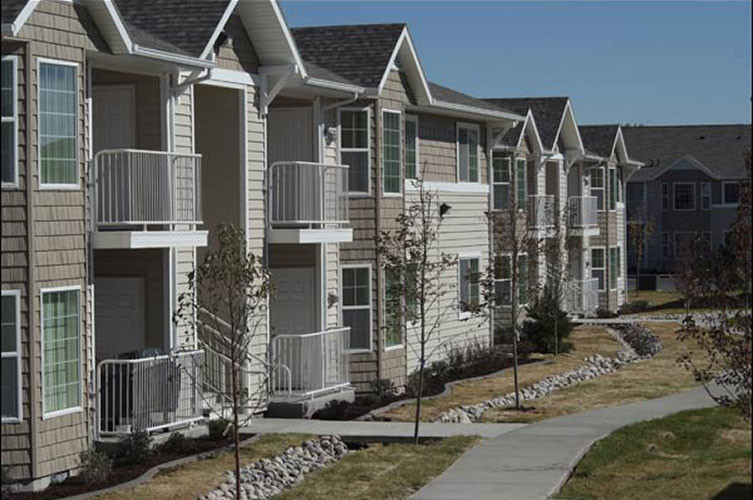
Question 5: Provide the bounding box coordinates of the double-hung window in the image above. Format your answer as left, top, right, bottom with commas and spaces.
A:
42, 287, 81, 417
382, 110, 401, 194
39, 60, 78, 188
517, 255, 529, 304
457, 123, 479, 183
590, 167, 605, 210
673, 183, 695, 211
661, 233, 670, 259
459, 256, 480, 315
608, 167, 617, 210
591, 248, 605, 291
661, 183, 670, 211
492, 155, 511, 210
723, 182, 740, 205
700, 182, 712, 210
405, 115, 418, 180
2, 56, 18, 187
494, 255, 512, 306
340, 109, 370, 194
342, 266, 371, 351
2, 291, 21, 421
609, 247, 619, 290
384, 267, 403, 348
515, 158, 527, 210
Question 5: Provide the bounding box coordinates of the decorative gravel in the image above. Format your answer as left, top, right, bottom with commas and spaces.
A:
436, 324, 663, 423
199, 436, 348, 500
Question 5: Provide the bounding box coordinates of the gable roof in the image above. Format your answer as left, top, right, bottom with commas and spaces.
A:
578, 124, 620, 158
290, 23, 405, 88
623, 124, 751, 182
428, 82, 516, 117
1, 0, 36, 36
484, 97, 569, 150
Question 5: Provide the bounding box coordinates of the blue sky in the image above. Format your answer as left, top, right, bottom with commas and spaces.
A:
280, 1, 751, 126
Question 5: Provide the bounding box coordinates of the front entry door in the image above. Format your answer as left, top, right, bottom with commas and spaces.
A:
95, 277, 146, 360
93, 85, 136, 152
267, 107, 314, 164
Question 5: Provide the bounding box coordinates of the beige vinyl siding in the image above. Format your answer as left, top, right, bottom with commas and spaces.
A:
215, 15, 260, 73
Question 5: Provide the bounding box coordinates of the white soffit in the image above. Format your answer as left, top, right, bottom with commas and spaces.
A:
236, 0, 306, 74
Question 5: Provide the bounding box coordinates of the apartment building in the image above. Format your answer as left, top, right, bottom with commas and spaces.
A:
622, 125, 751, 277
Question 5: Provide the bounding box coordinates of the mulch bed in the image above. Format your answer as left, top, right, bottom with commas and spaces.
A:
6, 435, 232, 500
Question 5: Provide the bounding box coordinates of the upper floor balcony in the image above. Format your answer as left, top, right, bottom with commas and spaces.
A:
568, 196, 599, 237
92, 149, 208, 249
527, 195, 556, 231
566, 278, 600, 315
267, 161, 352, 244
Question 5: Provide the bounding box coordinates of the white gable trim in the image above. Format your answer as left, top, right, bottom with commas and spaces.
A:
4, 0, 37, 37
651, 154, 719, 181
376, 27, 432, 105
199, 0, 240, 60
553, 100, 585, 154
519, 110, 544, 155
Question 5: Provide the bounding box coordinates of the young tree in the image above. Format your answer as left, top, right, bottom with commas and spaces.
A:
175, 224, 271, 500
677, 152, 752, 419
377, 178, 456, 444
627, 213, 656, 297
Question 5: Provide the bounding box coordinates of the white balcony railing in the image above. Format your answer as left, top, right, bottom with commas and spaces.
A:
95, 351, 203, 438
268, 161, 349, 228
527, 195, 556, 228
270, 327, 350, 398
567, 278, 600, 314
94, 149, 202, 229
568, 196, 598, 228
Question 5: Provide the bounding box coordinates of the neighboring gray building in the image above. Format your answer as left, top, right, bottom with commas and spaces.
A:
623, 125, 751, 275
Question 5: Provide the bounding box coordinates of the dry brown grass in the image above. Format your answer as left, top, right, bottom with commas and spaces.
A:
381, 324, 624, 422
481, 322, 704, 423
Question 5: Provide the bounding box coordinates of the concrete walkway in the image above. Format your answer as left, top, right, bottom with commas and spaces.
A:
411, 386, 717, 500
244, 418, 525, 440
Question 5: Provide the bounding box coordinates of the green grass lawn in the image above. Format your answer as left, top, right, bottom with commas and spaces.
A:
556, 407, 752, 500
275, 436, 480, 500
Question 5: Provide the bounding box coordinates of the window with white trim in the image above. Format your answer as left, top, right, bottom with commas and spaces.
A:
608, 167, 617, 210
405, 114, 418, 180
457, 124, 479, 183
340, 109, 370, 194
492, 155, 511, 210
591, 248, 606, 291
39, 61, 78, 187
42, 288, 81, 416
459, 256, 480, 313
515, 158, 527, 210
2, 291, 21, 421
494, 254, 512, 306
661, 183, 670, 211
723, 181, 740, 205
673, 183, 695, 210
617, 168, 623, 203
342, 267, 371, 351
2, 56, 18, 187
382, 110, 401, 194
661, 232, 670, 259
701, 182, 711, 210
590, 167, 605, 210
384, 267, 403, 348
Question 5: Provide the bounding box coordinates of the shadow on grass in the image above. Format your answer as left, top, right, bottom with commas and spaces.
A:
711, 482, 752, 500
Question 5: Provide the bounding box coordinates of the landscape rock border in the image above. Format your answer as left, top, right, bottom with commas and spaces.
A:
436, 323, 663, 423
199, 436, 348, 500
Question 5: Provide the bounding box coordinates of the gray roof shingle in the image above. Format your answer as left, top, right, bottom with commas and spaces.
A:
428, 82, 515, 115
114, 0, 232, 58
623, 125, 751, 182
1, 0, 27, 26
483, 97, 569, 149
578, 124, 620, 159
291, 24, 406, 88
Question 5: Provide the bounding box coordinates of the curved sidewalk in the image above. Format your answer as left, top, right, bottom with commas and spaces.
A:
411, 386, 717, 500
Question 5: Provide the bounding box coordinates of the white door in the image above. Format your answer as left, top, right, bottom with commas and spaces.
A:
269, 267, 316, 336
94, 277, 146, 360
267, 107, 313, 164
93, 85, 136, 152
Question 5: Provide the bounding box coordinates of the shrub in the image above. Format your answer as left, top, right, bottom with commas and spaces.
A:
208, 418, 230, 441
596, 308, 618, 319
157, 432, 192, 455
1, 465, 13, 493
369, 378, 397, 403
522, 286, 575, 354
114, 430, 152, 466
78, 450, 112, 484
618, 300, 650, 315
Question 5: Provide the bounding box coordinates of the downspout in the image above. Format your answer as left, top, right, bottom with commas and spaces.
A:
374, 100, 383, 380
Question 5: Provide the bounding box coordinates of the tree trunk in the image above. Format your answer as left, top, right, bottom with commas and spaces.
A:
554, 313, 559, 356
414, 355, 425, 445
233, 370, 241, 500
512, 326, 520, 409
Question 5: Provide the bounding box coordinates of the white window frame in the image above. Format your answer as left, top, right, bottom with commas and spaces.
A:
492, 155, 512, 211
458, 253, 482, 319
608, 166, 617, 211
700, 182, 712, 210
591, 247, 606, 292
382, 267, 405, 351
673, 182, 696, 211
590, 166, 605, 212
40, 285, 83, 419
1, 56, 19, 188
661, 183, 670, 211
673, 231, 697, 258
404, 114, 419, 181
37, 58, 80, 190
515, 157, 527, 211
456, 122, 480, 184
1, 290, 22, 423
381, 108, 402, 196
338, 106, 371, 196
493, 253, 513, 307
341, 264, 372, 353
722, 181, 740, 206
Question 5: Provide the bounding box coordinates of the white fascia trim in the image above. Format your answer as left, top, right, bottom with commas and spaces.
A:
432, 99, 522, 122
303, 77, 365, 95
377, 27, 407, 96
522, 110, 544, 155
209, 68, 262, 87
199, 0, 239, 60
92, 230, 209, 249
101, 0, 134, 53
132, 44, 215, 69
269, 0, 307, 78
556, 100, 585, 154
376, 27, 432, 104
648, 153, 718, 181
10, 0, 38, 37
404, 179, 490, 194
